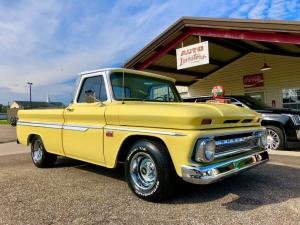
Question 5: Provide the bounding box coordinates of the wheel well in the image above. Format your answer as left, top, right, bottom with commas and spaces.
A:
262, 120, 283, 129
117, 135, 171, 163
27, 134, 39, 145
261, 121, 285, 133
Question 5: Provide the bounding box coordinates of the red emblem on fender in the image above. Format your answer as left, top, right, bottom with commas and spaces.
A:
106, 131, 113, 137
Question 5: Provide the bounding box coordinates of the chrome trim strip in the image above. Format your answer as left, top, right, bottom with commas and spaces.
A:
105, 126, 186, 136
17, 121, 63, 129
17, 121, 104, 132
63, 125, 88, 132
63, 124, 104, 132
182, 150, 269, 185
17, 121, 183, 136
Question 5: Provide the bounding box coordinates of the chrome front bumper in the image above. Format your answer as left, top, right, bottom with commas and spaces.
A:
181, 150, 269, 185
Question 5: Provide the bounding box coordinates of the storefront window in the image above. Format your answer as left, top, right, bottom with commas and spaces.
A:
282, 88, 300, 109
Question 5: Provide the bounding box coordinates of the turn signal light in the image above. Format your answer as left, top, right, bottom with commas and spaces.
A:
201, 119, 212, 125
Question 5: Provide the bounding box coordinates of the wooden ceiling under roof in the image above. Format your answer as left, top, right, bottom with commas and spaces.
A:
125, 17, 300, 86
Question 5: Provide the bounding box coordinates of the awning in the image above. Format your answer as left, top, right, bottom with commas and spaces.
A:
125, 17, 300, 86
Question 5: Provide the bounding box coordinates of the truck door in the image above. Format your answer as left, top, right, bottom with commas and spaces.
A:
63, 74, 108, 164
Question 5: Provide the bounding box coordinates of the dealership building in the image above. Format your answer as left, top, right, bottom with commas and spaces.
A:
125, 17, 300, 109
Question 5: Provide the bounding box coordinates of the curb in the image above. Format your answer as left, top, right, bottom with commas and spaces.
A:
268, 150, 300, 157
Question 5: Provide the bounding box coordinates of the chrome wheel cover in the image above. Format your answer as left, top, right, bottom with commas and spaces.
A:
32, 140, 43, 163
130, 152, 157, 190
266, 129, 280, 150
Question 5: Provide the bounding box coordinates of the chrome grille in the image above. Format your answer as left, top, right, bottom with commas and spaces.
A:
214, 133, 260, 158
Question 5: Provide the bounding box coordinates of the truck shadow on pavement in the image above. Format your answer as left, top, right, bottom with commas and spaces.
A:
167, 163, 300, 211
54, 157, 126, 180
54, 157, 300, 211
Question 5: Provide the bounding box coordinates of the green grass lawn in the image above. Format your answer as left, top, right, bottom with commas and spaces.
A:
0, 120, 9, 125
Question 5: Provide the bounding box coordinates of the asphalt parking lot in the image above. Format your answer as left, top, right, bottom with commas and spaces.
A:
0, 142, 299, 225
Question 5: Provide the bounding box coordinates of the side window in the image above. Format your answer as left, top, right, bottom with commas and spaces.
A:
77, 76, 107, 103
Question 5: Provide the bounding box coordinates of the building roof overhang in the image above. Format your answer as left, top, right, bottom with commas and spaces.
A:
125, 17, 300, 85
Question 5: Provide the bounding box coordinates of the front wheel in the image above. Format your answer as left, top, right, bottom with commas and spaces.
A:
31, 136, 57, 168
125, 140, 175, 201
266, 126, 285, 150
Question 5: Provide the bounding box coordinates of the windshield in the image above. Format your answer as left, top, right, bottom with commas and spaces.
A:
236, 96, 271, 109
110, 72, 181, 102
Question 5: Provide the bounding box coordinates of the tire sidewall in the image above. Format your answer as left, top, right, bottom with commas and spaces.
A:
266, 126, 284, 150
125, 141, 169, 200
31, 137, 46, 167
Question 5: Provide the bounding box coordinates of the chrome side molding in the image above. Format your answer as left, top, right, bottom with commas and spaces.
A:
17, 121, 103, 132
17, 121, 186, 136
104, 126, 186, 136
17, 121, 63, 129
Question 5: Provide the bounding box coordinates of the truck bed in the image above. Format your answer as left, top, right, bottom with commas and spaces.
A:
17, 109, 65, 155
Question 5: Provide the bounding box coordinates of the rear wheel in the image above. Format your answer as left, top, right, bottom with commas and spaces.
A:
31, 136, 57, 168
266, 126, 285, 150
125, 140, 175, 201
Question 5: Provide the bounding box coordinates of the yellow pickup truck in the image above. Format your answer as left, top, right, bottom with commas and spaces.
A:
17, 68, 269, 201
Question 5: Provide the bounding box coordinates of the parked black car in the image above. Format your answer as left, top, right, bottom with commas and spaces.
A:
184, 95, 300, 150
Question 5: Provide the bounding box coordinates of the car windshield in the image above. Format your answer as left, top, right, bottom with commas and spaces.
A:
236, 96, 271, 109
110, 72, 181, 102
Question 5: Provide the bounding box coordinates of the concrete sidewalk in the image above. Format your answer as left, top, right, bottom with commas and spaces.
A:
0, 125, 16, 143
269, 149, 300, 157
0, 142, 29, 156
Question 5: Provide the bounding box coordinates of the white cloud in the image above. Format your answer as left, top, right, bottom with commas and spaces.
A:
247, 0, 270, 19
1, 0, 300, 104
0, 0, 179, 104
267, 0, 286, 19
242, 0, 300, 20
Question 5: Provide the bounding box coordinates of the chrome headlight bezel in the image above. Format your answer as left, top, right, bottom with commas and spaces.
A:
260, 130, 268, 148
194, 138, 216, 163
254, 130, 268, 148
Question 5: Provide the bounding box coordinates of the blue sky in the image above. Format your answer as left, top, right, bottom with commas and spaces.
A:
1, 0, 300, 105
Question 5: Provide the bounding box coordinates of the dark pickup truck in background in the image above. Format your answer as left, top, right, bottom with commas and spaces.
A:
184, 95, 300, 150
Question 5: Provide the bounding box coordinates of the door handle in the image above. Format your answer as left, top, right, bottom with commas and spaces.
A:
66, 108, 74, 112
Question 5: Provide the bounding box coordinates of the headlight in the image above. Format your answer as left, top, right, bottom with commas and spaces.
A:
260, 131, 268, 147
283, 114, 300, 125
194, 138, 216, 162
291, 115, 300, 125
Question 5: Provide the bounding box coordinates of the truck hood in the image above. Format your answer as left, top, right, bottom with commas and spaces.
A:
105, 101, 261, 130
